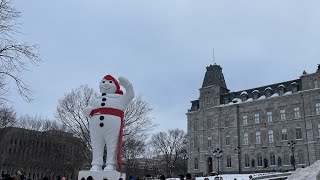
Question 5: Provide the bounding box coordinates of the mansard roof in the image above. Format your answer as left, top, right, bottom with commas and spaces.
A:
202, 64, 227, 89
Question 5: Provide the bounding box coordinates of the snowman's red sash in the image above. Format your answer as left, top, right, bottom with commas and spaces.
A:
90, 107, 124, 173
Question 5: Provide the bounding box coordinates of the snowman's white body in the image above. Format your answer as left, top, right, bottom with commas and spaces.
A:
84, 75, 134, 171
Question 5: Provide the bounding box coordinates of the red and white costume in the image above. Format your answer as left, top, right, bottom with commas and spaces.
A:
84, 75, 134, 172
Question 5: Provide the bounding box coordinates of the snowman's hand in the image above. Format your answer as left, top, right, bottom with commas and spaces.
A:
118, 76, 130, 87
83, 106, 93, 117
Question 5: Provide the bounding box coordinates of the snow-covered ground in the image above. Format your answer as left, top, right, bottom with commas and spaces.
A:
166, 173, 278, 180
286, 160, 320, 180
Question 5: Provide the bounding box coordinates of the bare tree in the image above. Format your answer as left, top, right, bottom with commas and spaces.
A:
55, 84, 157, 164
0, 106, 16, 128
0, 0, 41, 102
150, 129, 187, 177
123, 137, 145, 177
15, 114, 66, 132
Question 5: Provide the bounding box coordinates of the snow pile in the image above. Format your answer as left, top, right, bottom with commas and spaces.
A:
287, 160, 320, 180
271, 93, 279, 97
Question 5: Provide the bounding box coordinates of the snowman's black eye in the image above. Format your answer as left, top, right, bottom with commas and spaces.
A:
102, 81, 105, 83
109, 81, 113, 83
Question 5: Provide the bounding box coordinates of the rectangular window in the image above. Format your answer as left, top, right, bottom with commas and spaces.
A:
280, 109, 286, 120
194, 136, 198, 148
318, 124, 320, 136
268, 130, 274, 143
316, 103, 320, 115
281, 128, 288, 141
254, 113, 260, 124
256, 131, 261, 144
208, 137, 212, 147
294, 107, 300, 119
267, 111, 273, 123
226, 136, 230, 146
243, 115, 248, 126
207, 117, 212, 129
225, 117, 230, 127
315, 80, 319, 88
193, 120, 198, 131
296, 128, 302, 139
245, 154, 250, 167
243, 133, 249, 145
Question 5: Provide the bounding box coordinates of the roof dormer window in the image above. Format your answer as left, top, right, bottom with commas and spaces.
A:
265, 87, 272, 98
252, 90, 260, 100
291, 82, 298, 93
278, 84, 285, 96
240, 91, 248, 102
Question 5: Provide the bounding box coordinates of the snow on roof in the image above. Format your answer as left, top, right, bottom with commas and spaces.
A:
231, 98, 242, 103
271, 93, 279, 97
284, 91, 292, 95
246, 98, 253, 102
291, 82, 298, 85
240, 91, 248, 96
252, 89, 260, 93
287, 160, 320, 180
265, 87, 272, 91
258, 95, 266, 100
278, 84, 285, 88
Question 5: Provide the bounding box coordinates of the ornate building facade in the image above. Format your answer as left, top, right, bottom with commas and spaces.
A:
187, 64, 320, 175
0, 127, 85, 180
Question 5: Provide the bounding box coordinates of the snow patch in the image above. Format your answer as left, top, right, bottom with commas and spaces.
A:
284, 91, 292, 95
246, 98, 253, 102
258, 95, 266, 100
287, 160, 320, 180
271, 93, 279, 97
278, 84, 285, 88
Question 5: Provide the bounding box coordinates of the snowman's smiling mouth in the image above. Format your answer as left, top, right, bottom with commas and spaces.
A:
102, 87, 111, 90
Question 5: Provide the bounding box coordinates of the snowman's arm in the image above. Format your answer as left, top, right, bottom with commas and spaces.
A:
119, 77, 134, 104
83, 98, 95, 117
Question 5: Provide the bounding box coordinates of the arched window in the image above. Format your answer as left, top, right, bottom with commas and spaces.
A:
270, 153, 276, 166
278, 157, 282, 166
265, 87, 272, 97
298, 150, 304, 164
240, 91, 248, 102
252, 90, 260, 100
292, 82, 298, 93
194, 158, 199, 169
227, 155, 232, 167
245, 154, 250, 167
257, 154, 263, 167
278, 84, 285, 95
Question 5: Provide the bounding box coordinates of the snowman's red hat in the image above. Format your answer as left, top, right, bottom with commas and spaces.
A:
103, 75, 123, 95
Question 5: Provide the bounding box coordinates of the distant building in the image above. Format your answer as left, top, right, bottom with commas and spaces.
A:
0, 127, 85, 179
187, 64, 320, 175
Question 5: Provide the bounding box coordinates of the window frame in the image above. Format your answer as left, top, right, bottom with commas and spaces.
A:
268, 130, 274, 143
280, 109, 286, 120
267, 111, 273, 123
243, 132, 249, 145
254, 113, 260, 124
242, 115, 248, 126
256, 131, 261, 144
281, 128, 288, 141
294, 107, 300, 119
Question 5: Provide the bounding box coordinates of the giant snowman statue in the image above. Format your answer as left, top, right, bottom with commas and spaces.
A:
79, 74, 134, 180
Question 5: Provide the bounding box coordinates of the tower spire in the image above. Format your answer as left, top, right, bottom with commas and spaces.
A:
213, 48, 216, 65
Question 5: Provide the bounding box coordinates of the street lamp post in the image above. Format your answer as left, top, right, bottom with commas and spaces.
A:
288, 140, 296, 171
234, 146, 242, 174
213, 148, 224, 175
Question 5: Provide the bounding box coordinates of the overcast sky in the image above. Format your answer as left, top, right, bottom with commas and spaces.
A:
9, 0, 320, 133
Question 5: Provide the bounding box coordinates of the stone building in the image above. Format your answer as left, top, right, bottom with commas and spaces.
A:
0, 127, 85, 179
187, 64, 320, 175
